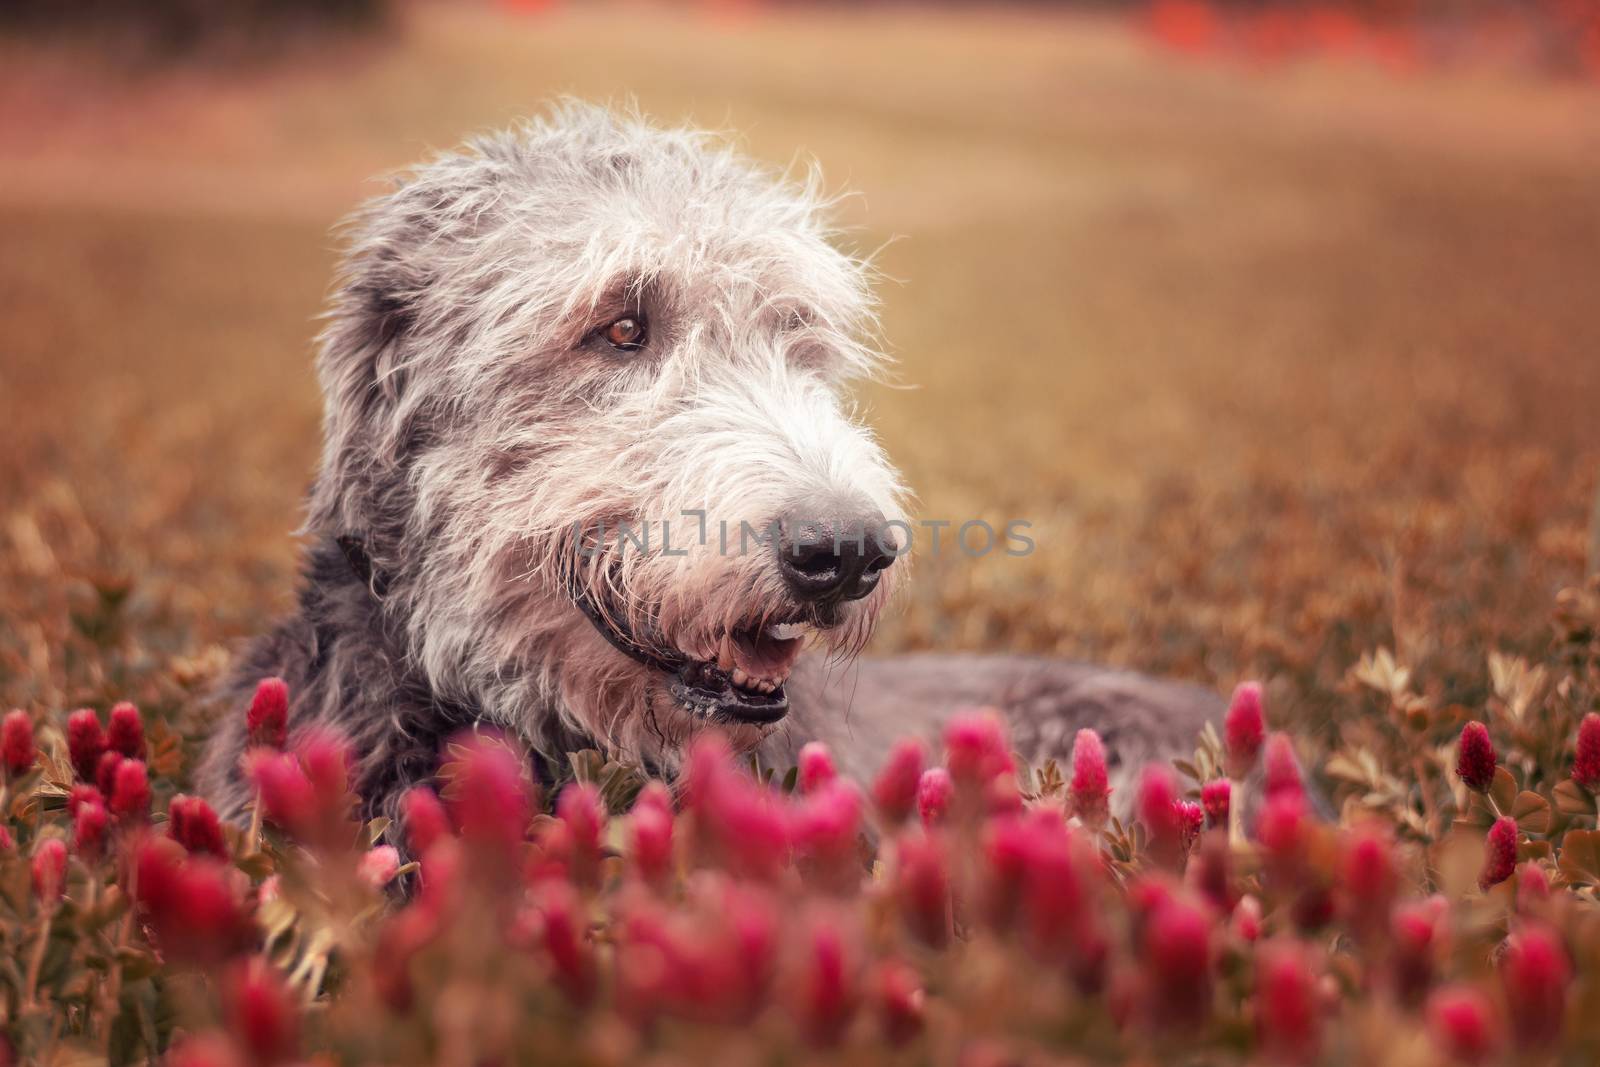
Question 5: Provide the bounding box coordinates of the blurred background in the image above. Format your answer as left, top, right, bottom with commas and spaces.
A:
2, 0, 1598, 739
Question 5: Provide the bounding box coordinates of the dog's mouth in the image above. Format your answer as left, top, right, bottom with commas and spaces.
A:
567, 576, 808, 725
668, 621, 809, 724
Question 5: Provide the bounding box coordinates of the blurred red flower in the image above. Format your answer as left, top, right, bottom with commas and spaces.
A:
1479, 817, 1518, 890
1, 710, 35, 778
223, 958, 299, 1067
1573, 713, 1600, 792
169, 794, 229, 859
870, 738, 924, 826
1501, 923, 1570, 1049
1224, 681, 1265, 775
110, 759, 151, 821
106, 701, 145, 760
246, 678, 290, 751
31, 838, 68, 905
1426, 985, 1501, 1065
1456, 722, 1497, 793
916, 767, 953, 827
66, 708, 106, 784
798, 741, 837, 794
1255, 941, 1322, 1064
1069, 728, 1110, 827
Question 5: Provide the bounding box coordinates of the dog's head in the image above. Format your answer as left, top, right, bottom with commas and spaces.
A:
308, 102, 907, 766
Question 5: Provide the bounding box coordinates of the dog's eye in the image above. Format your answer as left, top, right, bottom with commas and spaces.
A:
602, 315, 647, 351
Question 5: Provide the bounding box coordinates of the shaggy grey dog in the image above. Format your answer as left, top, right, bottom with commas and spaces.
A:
198, 102, 1218, 830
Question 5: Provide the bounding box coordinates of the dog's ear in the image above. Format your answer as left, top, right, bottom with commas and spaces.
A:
347, 250, 419, 373
308, 179, 454, 542
321, 193, 441, 419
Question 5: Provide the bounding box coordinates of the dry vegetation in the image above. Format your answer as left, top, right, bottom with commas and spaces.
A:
2, 0, 1599, 746
5, 5, 1600, 1063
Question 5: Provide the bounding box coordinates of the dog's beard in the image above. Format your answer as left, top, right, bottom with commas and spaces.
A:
554, 526, 882, 713
549, 620, 788, 772
416, 515, 892, 775
540, 563, 893, 769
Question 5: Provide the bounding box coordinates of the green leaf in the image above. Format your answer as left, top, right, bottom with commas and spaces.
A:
1554, 779, 1597, 817
115, 947, 161, 984
1519, 839, 1553, 863
365, 816, 392, 848
597, 763, 647, 813
1032, 759, 1065, 799
1489, 767, 1518, 815
568, 749, 606, 785
1558, 829, 1600, 887
1464, 791, 1498, 828
146, 717, 185, 780
1324, 753, 1372, 786
1510, 791, 1552, 835
236, 851, 277, 880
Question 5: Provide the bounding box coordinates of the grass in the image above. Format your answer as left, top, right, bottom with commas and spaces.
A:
2, 1, 1599, 744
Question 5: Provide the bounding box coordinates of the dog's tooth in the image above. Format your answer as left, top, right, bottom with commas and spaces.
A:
731, 667, 751, 689
765, 622, 810, 642
717, 636, 735, 671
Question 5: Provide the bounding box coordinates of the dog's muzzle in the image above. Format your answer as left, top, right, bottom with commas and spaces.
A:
566, 570, 803, 726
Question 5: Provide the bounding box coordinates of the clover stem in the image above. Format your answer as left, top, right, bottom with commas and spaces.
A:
22, 905, 53, 1008
249, 785, 264, 853
101, 854, 137, 1050
1227, 776, 1244, 848
1412, 758, 1440, 839
83, 875, 102, 1026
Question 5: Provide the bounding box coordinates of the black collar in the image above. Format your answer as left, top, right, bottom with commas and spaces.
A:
565, 566, 687, 674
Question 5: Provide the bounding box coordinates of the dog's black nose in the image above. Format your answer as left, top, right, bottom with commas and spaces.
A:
777, 514, 898, 604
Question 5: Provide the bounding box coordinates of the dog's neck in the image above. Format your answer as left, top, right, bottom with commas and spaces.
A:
333, 534, 389, 600
320, 531, 664, 790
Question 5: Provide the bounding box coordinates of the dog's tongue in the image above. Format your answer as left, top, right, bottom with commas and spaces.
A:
729, 628, 805, 680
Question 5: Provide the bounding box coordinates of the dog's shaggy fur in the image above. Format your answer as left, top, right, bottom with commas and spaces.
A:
198, 103, 1218, 831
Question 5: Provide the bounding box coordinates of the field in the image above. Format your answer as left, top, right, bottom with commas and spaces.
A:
6, 5, 1600, 1062
3, 0, 1600, 740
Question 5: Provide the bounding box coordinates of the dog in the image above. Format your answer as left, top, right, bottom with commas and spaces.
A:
197, 102, 1219, 833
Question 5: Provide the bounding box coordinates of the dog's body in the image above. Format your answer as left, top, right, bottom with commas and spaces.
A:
198, 104, 1217, 830
765, 654, 1219, 797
